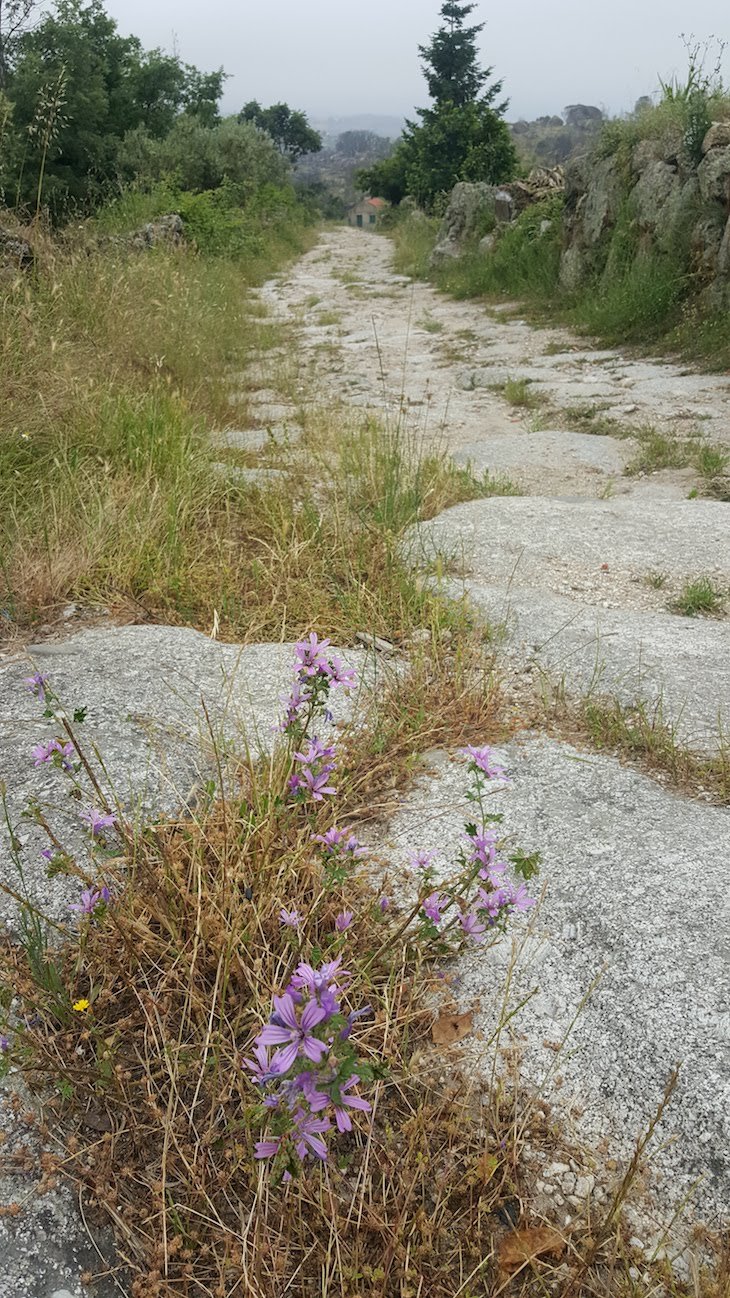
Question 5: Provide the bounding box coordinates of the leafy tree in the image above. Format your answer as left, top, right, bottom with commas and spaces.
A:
118, 115, 289, 196
238, 101, 322, 162
3, 0, 225, 216
0, 0, 41, 88
358, 1, 515, 209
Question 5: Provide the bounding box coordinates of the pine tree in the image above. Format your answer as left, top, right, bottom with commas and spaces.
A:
418, 2, 505, 111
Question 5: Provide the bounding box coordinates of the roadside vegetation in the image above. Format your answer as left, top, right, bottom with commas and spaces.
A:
389, 40, 730, 370
2, 4, 729, 1294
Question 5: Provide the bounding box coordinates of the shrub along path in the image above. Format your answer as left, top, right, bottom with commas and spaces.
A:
253, 229, 730, 1241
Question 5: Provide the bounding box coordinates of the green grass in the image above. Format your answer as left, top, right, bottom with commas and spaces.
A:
671, 576, 727, 617
503, 376, 540, 409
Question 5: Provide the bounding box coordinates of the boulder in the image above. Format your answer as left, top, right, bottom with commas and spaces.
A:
430, 183, 497, 265
717, 214, 730, 277
630, 160, 680, 231
478, 232, 497, 254
701, 121, 730, 154
0, 226, 34, 272
131, 213, 185, 250
697, 145, 730, 203
691, 212, 726, 275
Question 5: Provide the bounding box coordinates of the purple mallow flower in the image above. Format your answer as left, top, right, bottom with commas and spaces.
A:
312, 826, 364, 857
80, 808, 117, 836
458, 911, 487, 943
24, 672, 49, 702
69, 886, 111, 918
257, 994, 329, 1073
422, 892, 447, 926
333, 1075, 372, 1133
409, 849, 435, 872
334, 910, 353, 933
279, 908, 303, 929
462, 745, 508, 781
378, 896, 390, 912
32, 739, 74, 772
291, 1107, 331, 1161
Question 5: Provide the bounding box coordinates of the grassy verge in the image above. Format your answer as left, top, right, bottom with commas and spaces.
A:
389, 192, 730, 370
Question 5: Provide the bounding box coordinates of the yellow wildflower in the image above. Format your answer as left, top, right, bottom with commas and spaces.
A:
72, 998, 90, 1013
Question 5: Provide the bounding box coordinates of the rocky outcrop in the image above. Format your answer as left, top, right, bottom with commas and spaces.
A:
0, 225, 34, 272
431, 168, 564, 266
558, 119, 730, 301
430, 182, 498, 265
131, 213, 184, 250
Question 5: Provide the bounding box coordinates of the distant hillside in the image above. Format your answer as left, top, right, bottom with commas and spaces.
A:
311, 114, 405, 145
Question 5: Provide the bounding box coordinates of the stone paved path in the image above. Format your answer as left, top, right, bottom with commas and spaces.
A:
1, 228, 729, 1292
259, 230, 730, 754
252, 230, 730, 1241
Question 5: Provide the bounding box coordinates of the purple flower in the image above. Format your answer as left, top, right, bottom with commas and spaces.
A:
378, 896, 390, 912
458, 911, 487, 943
69, 886, 111, 918
409, 849, 435, 872
422, 892, 447, 926
468, 831, 498, 867
257, 994, 329, 1072
41, 847, 55, 862
0, 1035, 9, 1053
462, 746, 507, 781
291, 1107, 331, 1161
31, 739, 75, 771
334, 910, 353, 933
477, 886, 510, 920
279, 908, 302, 928
299, 767, 337, 802
312, 826, 364, 857
294, 736, 336, 767
325, 655, 357, 690
511, 882, 535, 913
294, 633, 332, 678
333, 1076, 372, 1133
290, 956, 349, 998
255, 1137, 281, 1160
80, 808, 117, 836
279, 678, 312, 733
24, 672, 49, 702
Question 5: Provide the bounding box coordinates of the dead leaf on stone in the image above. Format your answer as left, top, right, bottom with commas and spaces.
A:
431, 1010, 472, 1046
498, 1225, 565, 1272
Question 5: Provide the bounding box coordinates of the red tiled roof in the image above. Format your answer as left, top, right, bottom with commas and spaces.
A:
367, 197, 386, 208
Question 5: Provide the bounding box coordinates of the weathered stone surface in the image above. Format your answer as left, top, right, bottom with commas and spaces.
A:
452, 429, 633, 478
412, 496, 730, 749
131, 212, 184, 249
631, 160, 680, 230
702, 121, 730, 154
697, 145, 730, 203
430, 182, 497, 265
377, 738, 730, 1231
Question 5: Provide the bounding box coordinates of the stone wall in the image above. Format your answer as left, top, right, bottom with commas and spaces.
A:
431, 122, 730, 309
560, 121, 730, 305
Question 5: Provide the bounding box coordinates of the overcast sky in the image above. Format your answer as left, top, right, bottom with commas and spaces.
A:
103, 0, 730, 124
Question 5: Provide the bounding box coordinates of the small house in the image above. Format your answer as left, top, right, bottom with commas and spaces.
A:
346, 197, 386, 229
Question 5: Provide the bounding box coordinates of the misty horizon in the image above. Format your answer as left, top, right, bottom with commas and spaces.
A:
102, 0, 730, 128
